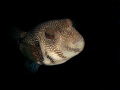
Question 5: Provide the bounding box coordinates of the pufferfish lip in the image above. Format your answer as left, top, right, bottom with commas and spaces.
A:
74, 37, 84, 46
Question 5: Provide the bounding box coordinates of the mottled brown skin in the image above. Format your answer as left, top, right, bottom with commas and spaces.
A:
19, 19, 85, 65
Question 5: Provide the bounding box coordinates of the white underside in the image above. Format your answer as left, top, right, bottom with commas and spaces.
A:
43, 52, 68, 65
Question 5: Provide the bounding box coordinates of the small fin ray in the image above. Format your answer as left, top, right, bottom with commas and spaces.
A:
10, 26, 26, 41
24, 60, 40, 73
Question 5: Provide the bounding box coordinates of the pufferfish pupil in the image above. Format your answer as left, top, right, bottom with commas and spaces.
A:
13, 19, 85, 73
45, 31, 55, 39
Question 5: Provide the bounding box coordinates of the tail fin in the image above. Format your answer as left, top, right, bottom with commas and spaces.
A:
10, 26, 26, 41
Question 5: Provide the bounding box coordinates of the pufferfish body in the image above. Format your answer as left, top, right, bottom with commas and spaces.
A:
14, 19, 85, 73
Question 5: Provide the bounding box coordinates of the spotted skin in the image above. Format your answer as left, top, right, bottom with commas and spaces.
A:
19, 19, 85, 66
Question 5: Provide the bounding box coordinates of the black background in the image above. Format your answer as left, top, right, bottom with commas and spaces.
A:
2, 0, 120, 89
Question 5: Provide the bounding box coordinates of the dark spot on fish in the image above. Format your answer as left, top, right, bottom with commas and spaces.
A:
45, 52, 55, 64
47, 55, 55, 64
65, 45, 80, 52
35, 40, 39, 47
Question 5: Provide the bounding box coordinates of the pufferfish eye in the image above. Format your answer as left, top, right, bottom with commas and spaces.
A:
45, 30, 55, 39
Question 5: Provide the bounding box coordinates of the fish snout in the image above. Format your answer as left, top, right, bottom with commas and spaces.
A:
72, 33, 84, 46
73, 37, 83, 46
72, 36, 85, 52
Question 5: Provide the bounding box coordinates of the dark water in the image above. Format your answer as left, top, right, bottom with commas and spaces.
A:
3, 1, 120, 88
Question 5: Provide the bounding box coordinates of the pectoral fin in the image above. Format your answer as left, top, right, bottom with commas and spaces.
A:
24, 59, 40, 73
20, 40, 44, 73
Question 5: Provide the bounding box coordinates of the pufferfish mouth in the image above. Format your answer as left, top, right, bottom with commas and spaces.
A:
65, 38, 84, 53
74, 38, 83, 46
73, 37, 85, 52
74, 37, 84, 46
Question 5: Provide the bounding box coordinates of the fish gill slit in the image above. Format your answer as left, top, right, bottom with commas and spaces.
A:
34, 41, 44, 64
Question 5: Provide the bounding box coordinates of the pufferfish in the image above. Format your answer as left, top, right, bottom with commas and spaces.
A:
13, 19, 85, 73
